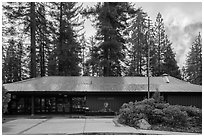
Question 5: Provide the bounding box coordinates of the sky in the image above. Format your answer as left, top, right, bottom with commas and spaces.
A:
82, 2, 202, 68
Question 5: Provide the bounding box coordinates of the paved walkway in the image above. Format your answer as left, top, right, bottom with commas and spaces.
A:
2, 118, 200, 135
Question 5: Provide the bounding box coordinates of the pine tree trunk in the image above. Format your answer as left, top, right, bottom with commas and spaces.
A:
30, 2, 36, 78
18, 42, 22, 80
103, 3, 110, 77
158, 28, 161, 76
103, 34, 109, 76
40, 5, 46, 77
58, 2, 63, 76
40, 41, 45, 77
137, 31, 140, 75
133, 50, 136, 76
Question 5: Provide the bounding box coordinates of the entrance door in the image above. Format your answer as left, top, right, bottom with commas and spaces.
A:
49, 97, 56, 113
33, 95, 85, 114
56, 98, 64, 113
56, 96, 71, 113
71, 97, 86, 114
64, 97, 70, 113
35, 97, 56, 113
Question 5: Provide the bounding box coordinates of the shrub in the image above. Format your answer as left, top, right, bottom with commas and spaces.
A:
133, 104, 151, 120
118, 107, 131, 125
135, 98, 156, 106
118, 100, 154, 127
177, 105, 202, 127
2, 86, 11, 114
148, 108, 165, 124
118, 101, 136, 126
162, 106, 188, 127
155, 103, 169, 109
152, 92, 164, 103
120, 103, 129, 109
177, 105, 201, 117
118, 101, 149, 127
117, 97, 202, 131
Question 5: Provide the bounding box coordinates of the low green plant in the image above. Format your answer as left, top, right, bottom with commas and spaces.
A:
155, 103, 169, 109
2, 86, 11, 114
177, 105, 202, 127
148, 108, 164, 124
117, 95, 202, 132
152, 92, 164, 103
162, 106, 188, 127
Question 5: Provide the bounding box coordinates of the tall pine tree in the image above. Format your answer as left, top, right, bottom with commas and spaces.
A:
84, 36, 102, 76
3, 39, 22, 83
127, 8, 148, 76
150, 13, 181, 78
3, 2, 48, 78
54, 2, 83, 76
2, 5, 28, 83
3, 2, 84, 78
151, 12, 166, 76
185, 33, 202, 85
162, 35, 181, 79
83, 2, 135, 76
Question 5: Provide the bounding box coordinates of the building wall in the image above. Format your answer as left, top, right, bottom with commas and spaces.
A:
6, 91, 202, 115
164, 92, 202, 108
86, 92, 202, 112
86, 92, 147, 112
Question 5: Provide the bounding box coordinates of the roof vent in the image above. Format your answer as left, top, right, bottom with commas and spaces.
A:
162, 74, 170, 83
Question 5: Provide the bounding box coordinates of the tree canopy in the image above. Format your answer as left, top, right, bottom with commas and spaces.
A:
2, 2, 196, 84
185, 33, 202, 85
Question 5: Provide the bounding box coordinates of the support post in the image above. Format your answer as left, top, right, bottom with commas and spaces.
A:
31, 94, 34, 116
147, 42, 150, 99
147, 16, 151, 99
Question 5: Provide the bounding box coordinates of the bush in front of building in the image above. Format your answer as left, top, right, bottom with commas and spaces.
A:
118, 102, 148, 127
176, 105, 202, 127
162, 105, 188, 127
2, 86, 11, 114
117, 93, 202, 132
118, 98, 188, 128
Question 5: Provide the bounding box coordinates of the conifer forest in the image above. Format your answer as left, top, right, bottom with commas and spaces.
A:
2, 2, 202, 85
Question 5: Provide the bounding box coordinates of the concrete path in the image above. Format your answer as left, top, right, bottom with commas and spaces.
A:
22, 119, 85, 135
84, 118, 138, 134
2, 119, 47, 135
2, 118, 200, 135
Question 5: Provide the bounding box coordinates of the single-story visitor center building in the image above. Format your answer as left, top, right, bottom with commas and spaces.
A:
3, 75, 202, 115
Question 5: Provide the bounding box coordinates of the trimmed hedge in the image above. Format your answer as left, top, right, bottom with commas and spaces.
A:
117, 94, 202, 130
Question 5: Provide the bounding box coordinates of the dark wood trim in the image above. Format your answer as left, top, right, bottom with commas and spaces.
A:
31, 95, 34, 116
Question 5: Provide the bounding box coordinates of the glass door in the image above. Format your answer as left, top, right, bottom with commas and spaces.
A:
41, 98, 46, 113
34, 97, 57, 114
50, 97, 56, 113
56, 98, 64, 113
35, 98, 41, 113
71, 97, 86, 114
64, 97, 70, 113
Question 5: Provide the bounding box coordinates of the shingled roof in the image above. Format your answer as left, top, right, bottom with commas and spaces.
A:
3, 76, 202, 92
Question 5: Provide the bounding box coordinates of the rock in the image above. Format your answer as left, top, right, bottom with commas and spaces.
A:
137, 119, 151, 130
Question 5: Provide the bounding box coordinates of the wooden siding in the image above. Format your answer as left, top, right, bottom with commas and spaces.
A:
165, 92, 202, 108
86, 92, 147, 112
